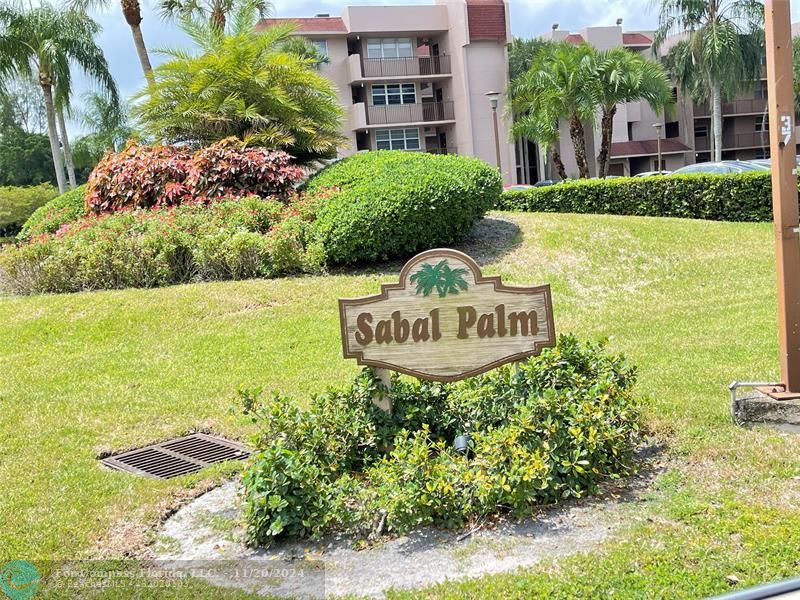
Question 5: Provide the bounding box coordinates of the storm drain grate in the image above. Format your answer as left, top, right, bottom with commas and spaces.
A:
101, 433, 251, 480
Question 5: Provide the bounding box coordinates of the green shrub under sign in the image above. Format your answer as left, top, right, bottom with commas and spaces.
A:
498, 172, 774, 221
239, 335, 641, 547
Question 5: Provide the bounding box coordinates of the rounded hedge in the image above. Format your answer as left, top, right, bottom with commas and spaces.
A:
0, 183, 59, 237
18, 184, 88, 241
305, 151, 502, 265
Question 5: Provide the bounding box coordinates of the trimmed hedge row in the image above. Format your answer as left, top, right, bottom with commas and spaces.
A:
0, 184, 59, 237
498, 172, 774, 222
306, 151, 502, 265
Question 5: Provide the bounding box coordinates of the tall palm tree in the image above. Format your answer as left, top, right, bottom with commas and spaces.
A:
159, 0, 271, 31
595, 48, 673, 178
511, 41, 598, 178
134, 0, 344, 163
71, 0, 154, 83
653, 0, 764, 162
0, 4, 119, 193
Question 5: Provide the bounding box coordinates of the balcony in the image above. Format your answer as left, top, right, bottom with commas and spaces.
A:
365, 101, 455, 126
348, 54, 452, 82
694, 132, 770, 151
425, 146, 457, 155
694, 98, 768, 118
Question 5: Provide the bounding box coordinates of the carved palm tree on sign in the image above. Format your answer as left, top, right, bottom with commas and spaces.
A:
410, 260, 469, 298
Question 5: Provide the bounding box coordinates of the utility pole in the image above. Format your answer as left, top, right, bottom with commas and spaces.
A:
764, 0, 800, 398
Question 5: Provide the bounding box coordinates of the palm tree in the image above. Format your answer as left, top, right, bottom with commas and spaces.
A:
595, 48, 673, 178
159, 0, 272, 31
410, 261, 469, 298
653, 0, 764, 162
0, 4, 119, 193
134, 0, 345, 163
77, 90, 133, 153
71, 0, 154, 83
511, 41, 598, 178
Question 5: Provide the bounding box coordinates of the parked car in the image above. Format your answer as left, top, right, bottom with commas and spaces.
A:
634, 170, 672, 177
671, 161, 768, 175
503, 184, 535, 192
745, 156, 800, 170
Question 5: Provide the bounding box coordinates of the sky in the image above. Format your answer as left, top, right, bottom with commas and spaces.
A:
70, 0, 800, 133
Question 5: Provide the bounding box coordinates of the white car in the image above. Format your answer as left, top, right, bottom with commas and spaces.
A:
671, 161, 768, 175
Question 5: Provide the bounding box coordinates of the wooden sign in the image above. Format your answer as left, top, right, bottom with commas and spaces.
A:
339, 249, 556, 382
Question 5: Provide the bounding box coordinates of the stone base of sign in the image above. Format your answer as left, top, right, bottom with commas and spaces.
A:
732, 390, 800, 433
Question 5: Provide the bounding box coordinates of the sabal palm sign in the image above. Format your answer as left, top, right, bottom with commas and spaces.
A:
410, 260, 469, 298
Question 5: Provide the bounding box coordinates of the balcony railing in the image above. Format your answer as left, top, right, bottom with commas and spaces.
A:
361, 55, 452, 78
695, 132, 769, 151
425, 146, 456, 155
694, 97, 768, 117
367, 101, 455, 125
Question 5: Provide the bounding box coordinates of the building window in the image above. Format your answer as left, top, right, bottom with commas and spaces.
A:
665, 121, 679, 138
755, 119, 769, 132
311, 39, 328, 58
372, 83, 416, 106
754, 81, 769, 99
367, 38, 414, 59
694, 124, 708, 138
375, 128, 420, 151
755, 148, 770, 159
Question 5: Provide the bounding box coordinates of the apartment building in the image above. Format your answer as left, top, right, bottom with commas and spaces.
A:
532, 23, 797, 180
258, 0, 516, 183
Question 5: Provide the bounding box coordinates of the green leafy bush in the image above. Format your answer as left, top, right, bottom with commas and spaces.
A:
0, 183, 59, 237
305, 151, 502, 265
240, 335, 640, 547
498, 172, 774, 221
0, 196, 319, 294
17, 185, 88, 241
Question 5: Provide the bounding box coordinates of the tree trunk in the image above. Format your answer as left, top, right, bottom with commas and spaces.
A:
711, 83, 723, 162
57, 106, 77, 189
597, 105, 616, 179
551, 148, 568, 181
41, 82, 67, 194
569, 114, 590, 179
122, 0, 154, 84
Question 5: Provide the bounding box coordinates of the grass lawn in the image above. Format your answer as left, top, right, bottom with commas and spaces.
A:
3, 211, 800, 598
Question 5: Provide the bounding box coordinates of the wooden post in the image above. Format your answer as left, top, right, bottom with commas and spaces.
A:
373, 368, 392, 412
765, 0, 800, 397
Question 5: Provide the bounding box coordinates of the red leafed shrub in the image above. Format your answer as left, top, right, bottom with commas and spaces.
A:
85, 138, 305, 213
185, 138, 304, 202
86, 141, 191, 212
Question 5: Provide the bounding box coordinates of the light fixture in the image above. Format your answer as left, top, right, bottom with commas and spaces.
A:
485, 90, 501, 111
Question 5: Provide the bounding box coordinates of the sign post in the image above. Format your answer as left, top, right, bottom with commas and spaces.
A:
339, 249, 556, 411
763, 0, 800, 399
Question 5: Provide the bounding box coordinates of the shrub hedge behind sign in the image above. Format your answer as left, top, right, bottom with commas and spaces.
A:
306, 151, 502, 265
499, 172, 775, 222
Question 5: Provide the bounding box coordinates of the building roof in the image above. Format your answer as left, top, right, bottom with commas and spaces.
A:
466, 0, 507, 42
622, 32, 652, 46
256, 17, 347, 34
610, 139, 691, 158
565, 33, 585, 44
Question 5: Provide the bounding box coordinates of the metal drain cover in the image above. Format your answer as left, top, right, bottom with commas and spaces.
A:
101, 433, 251, 479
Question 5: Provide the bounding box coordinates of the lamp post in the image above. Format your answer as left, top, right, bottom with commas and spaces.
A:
486, 91, 501, 170
653, 122, 663, 173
